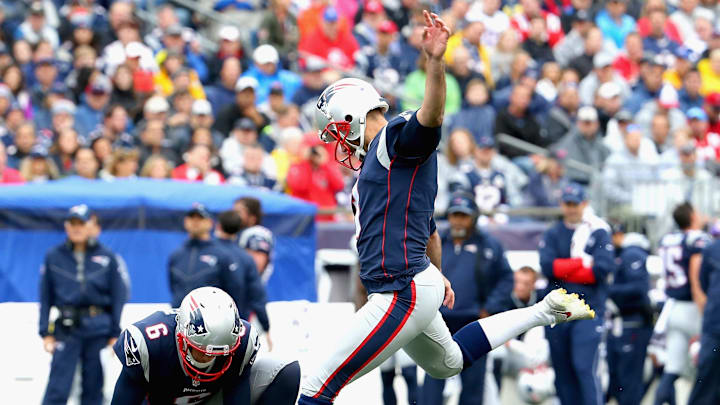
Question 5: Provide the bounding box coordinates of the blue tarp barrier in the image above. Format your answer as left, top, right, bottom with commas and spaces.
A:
0, 177, 317, 303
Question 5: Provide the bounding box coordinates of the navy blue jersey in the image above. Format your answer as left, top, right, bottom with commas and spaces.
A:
700, 240, 720, 335
352, 110, 440, 293
658, 231, 710, 301
449, 167, 507, 213
112, 311, 259, 404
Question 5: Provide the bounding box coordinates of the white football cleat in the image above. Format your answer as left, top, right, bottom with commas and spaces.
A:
541, 288, 595, 325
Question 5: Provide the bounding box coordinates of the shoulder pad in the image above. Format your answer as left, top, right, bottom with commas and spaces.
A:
686, 230, 710, 248
237, 322, 260, 377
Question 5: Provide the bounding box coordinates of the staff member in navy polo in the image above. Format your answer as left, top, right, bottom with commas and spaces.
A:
39, 204, 127, 405
167, 203, 238, 308
214, 209, 272, 349
539, 183, 615, 405
606, 223, 653, 405
687, 237, 720, 404
422, 192, 514, 405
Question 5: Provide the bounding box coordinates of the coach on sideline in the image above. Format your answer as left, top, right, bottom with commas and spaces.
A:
539, 183, 616, 405
423, 192, 514, 405
39, 204, 127, 405
687, 236, 720, 404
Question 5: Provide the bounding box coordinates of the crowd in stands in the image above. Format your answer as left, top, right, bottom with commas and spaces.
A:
1, 0, 720, 222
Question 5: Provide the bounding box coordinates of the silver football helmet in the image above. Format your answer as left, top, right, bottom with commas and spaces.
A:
314, 77, 389, 170
176, 287, 244, 383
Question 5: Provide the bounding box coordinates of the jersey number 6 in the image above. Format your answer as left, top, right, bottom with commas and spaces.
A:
146, 323, 169, 340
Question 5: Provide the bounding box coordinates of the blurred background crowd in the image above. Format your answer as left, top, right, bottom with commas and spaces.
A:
1, 0, 720, 233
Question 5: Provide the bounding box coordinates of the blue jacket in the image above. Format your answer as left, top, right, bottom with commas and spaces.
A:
216, 238, 270, 331
539, 220, 616, 317
241, 66, 301, 105
205, 83, 236, 118
168, 238, 240, 309
75, 103, 104, 138
623, 81, 659, 114
446, 105, 496, 144
700, 240, 720, 335
39, 240, 127, 338
678, 88, 704, 113
609, 233, 651, 323
440, 229, 514, 333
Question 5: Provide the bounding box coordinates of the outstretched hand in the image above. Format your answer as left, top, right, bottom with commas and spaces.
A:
421, 10, 451, 60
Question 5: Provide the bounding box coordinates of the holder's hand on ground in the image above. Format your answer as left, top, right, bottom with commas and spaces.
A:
421, 10, 451, 60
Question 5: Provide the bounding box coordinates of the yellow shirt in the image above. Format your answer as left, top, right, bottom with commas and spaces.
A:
444, 33, 494, 89
663, 69, 682, 90
698, 58, 720, 96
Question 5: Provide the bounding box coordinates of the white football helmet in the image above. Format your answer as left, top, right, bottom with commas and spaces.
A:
176, 287, 244, 383
315, 77, 389, 170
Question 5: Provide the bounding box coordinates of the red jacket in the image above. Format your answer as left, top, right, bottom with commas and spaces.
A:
0, 167, 24, 184
286, 160, 344, 221
298, 27, 359, 70
613, 54, 640, 84
511, 11, 564, 48
171, 164, 225, 185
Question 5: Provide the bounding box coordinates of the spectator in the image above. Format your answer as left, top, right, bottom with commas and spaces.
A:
444, 12, 494, 88
29, 58, 60, 117
494, 84, 545, 159
612, 32, 644, 84
101, 20, 157, 79
669, 0, 700, 44
243, 45, 301, 105
271, 127, 304, 188
553, 106, 610, 185
154, 52, 205, 100
567, 27, 605, 79
168, 99, 223, 158
73, 147, 99, 179
172, 143, 225, 185
635, 84, 688, 135
553, 10, 592, 67
661, 142, 714, 217
641, 6, 680, 58
438, 0, 471, 34
298, 6, 359, 71
6, 122, 35, 169
649, 113, 673, 155
258, 0, 299, 66
687, 107, 720, 166
286, 135, 344, 221
19, 145, 59, 183
137, 119, 179, 167
205, 57, 242, 116
578, 52, 630, 106
525, 150, 570, 207
0, 142, 24, 184
489, 29, 521, 83
403, 51, 461, 115
468, 0, 510, 48
90, 136, 113, 169
140, 154, 173, 179
510, 0, 564, 48
292, 57, 328, 107
75, 75, 111, 137
602, 125, 659, 206
521, 16, 554, 66
166, 90, 194, 132
679, 68, 705, 113
50, 128, 79, 176
109, 64, 138, 117
545, 83, 580, 145
49, 100, 78, 140
446, 79, 495, 144
214, 76, 270, 136
227, 144, 277, 190
446, 45, 485, 95
623, 54, 666, 113
699, 49, 720, 96
94, 104, 135, 149
221, 118, 276, 178
664, 46, 695, 90
2, 64, 32, 116
14, 2, 59, 49
353, 0, 385, 48
705, 93, 720, 134
595, 0, 636, 50
354, 21, 404, 82
594, 82, 623, 136
156, 24, 208, 83
100, 148, 140, 181
211, 25, 244, 82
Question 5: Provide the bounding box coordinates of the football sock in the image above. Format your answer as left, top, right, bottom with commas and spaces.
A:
380, 370, 397, 405
401, 366, 418, 404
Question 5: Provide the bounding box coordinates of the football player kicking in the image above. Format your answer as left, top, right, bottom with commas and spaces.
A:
111, 287, 299, 404
299, 10, 595, 405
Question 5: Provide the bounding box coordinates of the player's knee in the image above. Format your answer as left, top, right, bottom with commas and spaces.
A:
424, 364, 461, 379
276, 361, 301, 391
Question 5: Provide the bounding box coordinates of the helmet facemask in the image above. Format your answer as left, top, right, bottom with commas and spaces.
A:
176, 328, 242, 383
319, 118, 366, 171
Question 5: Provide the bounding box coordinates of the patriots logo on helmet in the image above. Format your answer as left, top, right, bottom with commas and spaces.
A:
187, 295, 209, 337
316, 83, 358, 112
231, 310, 245, 337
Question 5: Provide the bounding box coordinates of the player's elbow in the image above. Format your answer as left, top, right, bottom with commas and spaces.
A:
417, 108, 443, 128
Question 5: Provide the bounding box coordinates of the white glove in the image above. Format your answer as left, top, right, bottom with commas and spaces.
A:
580, 252, 593, 269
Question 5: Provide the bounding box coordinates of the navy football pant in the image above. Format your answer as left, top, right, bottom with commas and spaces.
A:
422, 355, 486, 405
606, 325, 652, 405
546, 317, 603, 405
687, 332, 720, 405
43, 334, 107, 405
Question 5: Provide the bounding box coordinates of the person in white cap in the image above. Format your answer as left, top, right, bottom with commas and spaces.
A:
552, 106, 611, 185
167, 99, 225, 155
241, 44, 301, 105
635, 83, 691, 134
602, 124, 660, 206
213, 76, 270, 136
578, 51, 630, 105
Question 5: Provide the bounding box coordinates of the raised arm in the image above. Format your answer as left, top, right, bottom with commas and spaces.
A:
416, 11, 451, 128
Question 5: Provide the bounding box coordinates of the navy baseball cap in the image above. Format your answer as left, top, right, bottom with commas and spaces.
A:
67, 204, 91, 222
186, 203, 211, 219
240, 227, 274, 254
476, 135, 496, 149
561, 183, 586, 204
446, 192, 479, 216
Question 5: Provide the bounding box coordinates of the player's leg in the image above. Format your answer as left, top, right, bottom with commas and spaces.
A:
251, 359, 301, 405
687, 332, 720, 405
42, 334, 82, 405
80, 336, 106, 405
569, 318, 604, 405
546, 323, 582, 403
606, 332, 621, 403
299, 270, 443, 404
655, 327, 687, 405
458, 357, 486, 405
619, 326, 652, 405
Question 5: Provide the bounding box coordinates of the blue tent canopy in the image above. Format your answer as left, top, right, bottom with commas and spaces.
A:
0, 178, 317, 303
